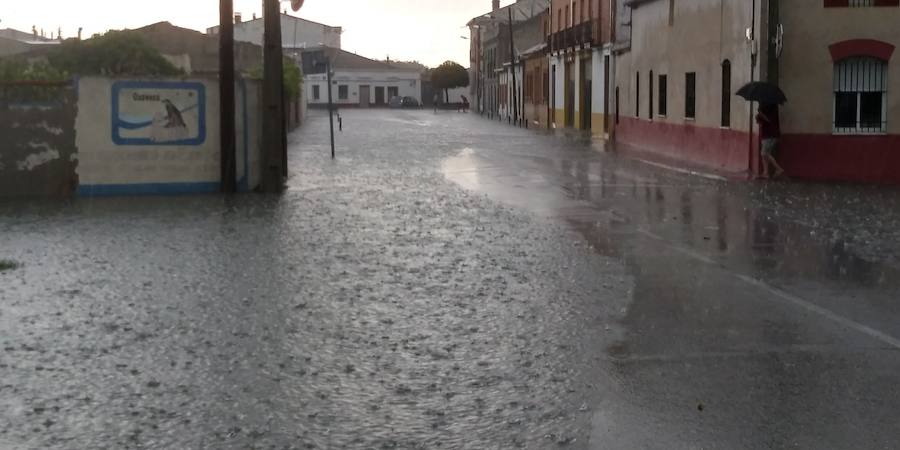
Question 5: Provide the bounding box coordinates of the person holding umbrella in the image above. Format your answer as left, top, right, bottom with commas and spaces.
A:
737, 81, 788, 179
756, 103, 785, 178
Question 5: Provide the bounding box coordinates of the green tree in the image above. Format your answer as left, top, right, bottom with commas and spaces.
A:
0, 60, 68, 82
431, 61, 469, 103
46, 31, 181, 76
248, 58, 304, 99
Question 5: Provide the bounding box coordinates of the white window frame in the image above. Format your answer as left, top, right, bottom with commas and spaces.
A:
833, 56, 888, 135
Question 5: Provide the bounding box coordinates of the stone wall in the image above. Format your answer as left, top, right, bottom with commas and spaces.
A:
0, 82, 79, 197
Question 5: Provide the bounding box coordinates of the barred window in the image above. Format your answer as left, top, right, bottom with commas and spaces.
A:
658, 74, 668, 116
685, 72, 696, 120
833, 56, 887, 134
823, 0, 899, 9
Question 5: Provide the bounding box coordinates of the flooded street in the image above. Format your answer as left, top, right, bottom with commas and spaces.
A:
2, 109, 900, 449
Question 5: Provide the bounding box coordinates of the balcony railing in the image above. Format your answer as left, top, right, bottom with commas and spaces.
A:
546, 20, 599, 53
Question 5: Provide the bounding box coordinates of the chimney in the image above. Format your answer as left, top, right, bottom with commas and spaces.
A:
234, 12, 242, 24
492, 0, 500, 11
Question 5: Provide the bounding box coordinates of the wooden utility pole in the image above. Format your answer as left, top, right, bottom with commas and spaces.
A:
261, 0, 286, 193
508, 6, 519, 126
326, 57, 335, 159
219, 0, 237, 193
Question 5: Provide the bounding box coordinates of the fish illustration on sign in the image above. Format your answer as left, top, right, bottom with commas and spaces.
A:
150, 99, 190, 143
112, 81, 206, 146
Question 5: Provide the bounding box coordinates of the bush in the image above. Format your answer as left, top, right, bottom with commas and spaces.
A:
46, 31, 182, 77
0, 259, 20, 272
248, 58, 304, 99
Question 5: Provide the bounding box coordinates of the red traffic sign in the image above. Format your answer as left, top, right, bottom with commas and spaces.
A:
291, 0, 304, 11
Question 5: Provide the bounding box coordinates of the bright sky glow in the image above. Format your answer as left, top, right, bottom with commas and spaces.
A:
2, 0, 516, 67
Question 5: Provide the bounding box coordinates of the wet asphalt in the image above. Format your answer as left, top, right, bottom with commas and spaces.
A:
2, 109, 900, 449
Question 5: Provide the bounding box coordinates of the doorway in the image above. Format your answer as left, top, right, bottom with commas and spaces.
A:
604, 54, 610, 135
375, 86, 385, 106
359, 85, 370, 108
581, 56, 592, 131
551, 64, 557, 126
565, 61, 575, 128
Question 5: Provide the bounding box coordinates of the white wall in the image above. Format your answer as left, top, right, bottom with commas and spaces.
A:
498, 66, 524, 120
592, 49, 605, 117
551, 55, 565, 111
305, 70, 421, 106
210, 15, 341, 50
444, 87, 470, 103
75, 76, 263, 195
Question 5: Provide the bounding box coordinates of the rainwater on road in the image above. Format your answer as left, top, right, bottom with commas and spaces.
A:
2, 109, 900, 449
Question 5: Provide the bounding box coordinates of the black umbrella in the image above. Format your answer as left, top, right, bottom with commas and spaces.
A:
736, 81, 787, 105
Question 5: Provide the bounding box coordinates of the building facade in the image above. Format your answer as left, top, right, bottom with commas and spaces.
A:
613, 0, 900, 182
465, 0, 900, 184
612, 0, 760, 173
470, 0, 550, 122
775, 0, 900, 183
207, 13, 342, 55
301, 47, 422, 108
0, 28, 60, 57
547, 0, 612, 136
523, 40, 551, 127
134, 22, 264, 75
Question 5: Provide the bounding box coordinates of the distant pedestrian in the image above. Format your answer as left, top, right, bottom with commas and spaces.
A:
433, 93, 440, 113
460, 95, 470, 113
756, 103, 786, 179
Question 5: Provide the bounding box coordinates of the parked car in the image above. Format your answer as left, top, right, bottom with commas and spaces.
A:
401, 96, 420, 108
389, 96, 420, 108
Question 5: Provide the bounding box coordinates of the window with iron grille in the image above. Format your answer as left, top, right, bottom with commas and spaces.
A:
721, 60, 731, 127
658, 75, 667, 117
338, 85, 348, 100
833, 56, 887, 134
635, 71, 640, 117
685, 72, 696, 119
313, 85, 320, 101
826, 0, 900, 6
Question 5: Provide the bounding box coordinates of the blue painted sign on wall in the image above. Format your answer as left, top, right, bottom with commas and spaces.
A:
112, 81, 206, 146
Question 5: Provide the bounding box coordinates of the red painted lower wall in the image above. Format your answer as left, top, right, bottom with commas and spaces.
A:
615, 117, 752, 175
780, 134, 900, 184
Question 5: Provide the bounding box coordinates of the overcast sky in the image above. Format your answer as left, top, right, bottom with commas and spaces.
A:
2, 0, 516, 67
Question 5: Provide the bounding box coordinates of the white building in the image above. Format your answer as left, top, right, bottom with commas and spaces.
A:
301, 47, 422, 108
207, 12, 342, 55
0, 27, 60, 57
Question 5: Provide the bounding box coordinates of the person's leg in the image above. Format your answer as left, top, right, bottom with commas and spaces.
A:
768, 155, 785, 177
760, 140, 773, 178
